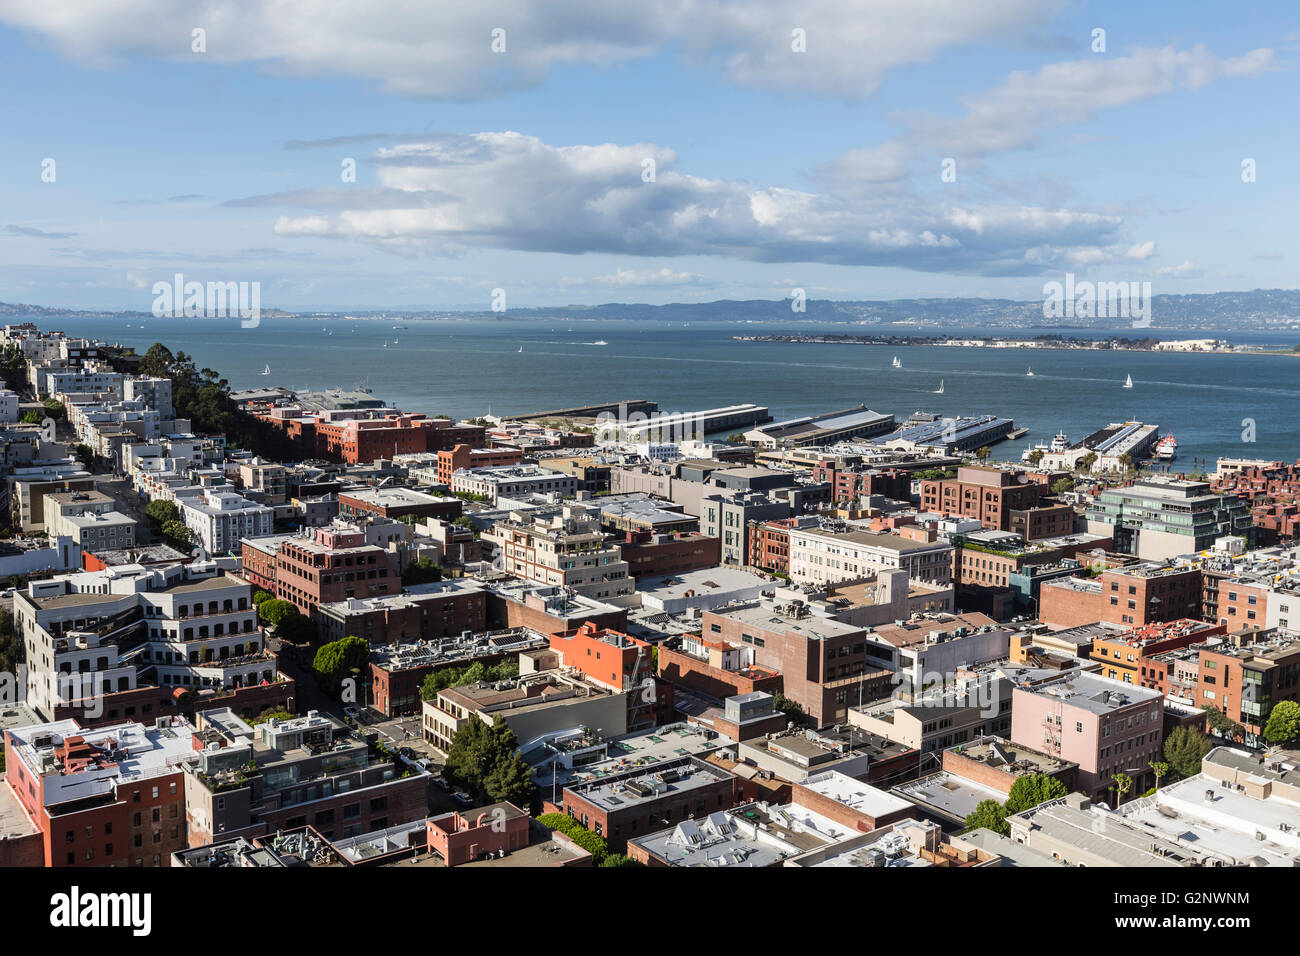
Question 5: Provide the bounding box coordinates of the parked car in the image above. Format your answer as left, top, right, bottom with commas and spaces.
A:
451, 791, 474, 807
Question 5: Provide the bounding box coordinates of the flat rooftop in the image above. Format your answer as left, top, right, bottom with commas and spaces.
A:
1014, 670, 1161, 715
1114, 773, 1300, 867
893, 770, 1008, 823
800, 770, 913, 819
565, 756, 733, 813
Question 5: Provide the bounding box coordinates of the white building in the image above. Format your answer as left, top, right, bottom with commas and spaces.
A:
788, 526, 953, 587
179, 488, 275, 554
0, 388, 18, 423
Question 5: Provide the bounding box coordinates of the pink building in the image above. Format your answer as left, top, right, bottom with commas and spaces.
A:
426, 802, 530, 866
1009, 670, 1164, 801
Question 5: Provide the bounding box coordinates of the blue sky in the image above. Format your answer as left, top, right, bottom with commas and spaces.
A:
0, 0, 1294, 311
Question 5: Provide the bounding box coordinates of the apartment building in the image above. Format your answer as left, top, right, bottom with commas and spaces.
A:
337, 486, 462, 523
2, 715, 197, 867
1194, 630, 1300, 746
491, 505, 634, 603
183, 709, 429, 846
179, 488, 275, 555
1088, 619, 1225, 690
1010, 670, 1164, 799
1086, 477, 1254, 560
42, 490, 137, 553
273, 524, 400, 617
316, 579, 485, 646
549, 623, 670, 731
436, 444, 524, 485
452, 464, 578, 504
16, 566, 282, 723
789, 525, 953, 587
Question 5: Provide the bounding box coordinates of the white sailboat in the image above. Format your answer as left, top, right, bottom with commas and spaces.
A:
934, 379, 945, 394
1123, 374, 1133, 389
517, 344, 524, 353
1026, 367, 1034, 376
892, 356, 901, 368
260, 364, 270, 376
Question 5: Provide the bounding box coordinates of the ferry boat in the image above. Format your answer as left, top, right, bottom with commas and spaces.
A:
1021, 430, 1069, 463
1154, 434, 1178, 461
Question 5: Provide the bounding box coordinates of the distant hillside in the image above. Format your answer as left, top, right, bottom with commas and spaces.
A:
5, 288, 1300, 331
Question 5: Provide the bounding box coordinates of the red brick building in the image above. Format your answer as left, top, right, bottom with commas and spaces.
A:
812, 461, 914, 503
4, 716, 194, 867
436, 444, 524, 485
1039, 565, 1202, 629
274, 526, 399, 617
621, 530, 720, 578
920, 466, 1050, 531
656, 639, 782, 702
337, 487, 462, 523
559, 756, 740, 851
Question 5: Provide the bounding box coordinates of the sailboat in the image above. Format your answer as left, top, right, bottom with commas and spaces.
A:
1026, 367, 1035, 377
934, 379, 945, 394
260, 364, 271, 376
892, 356, 901, 368
517, 344, 524, 353
1123, 374, 1134, 389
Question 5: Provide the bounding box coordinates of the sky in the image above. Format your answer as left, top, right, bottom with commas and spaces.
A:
0, 0, 1295, 312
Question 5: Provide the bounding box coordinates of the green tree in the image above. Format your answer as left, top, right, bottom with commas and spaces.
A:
772, 694, 804, 723
258, 598, 298, 627
274, 612, 316, 645
964, 799, 1009, 836
20, 409, 43, 425
312, 635, 369, 683
71, 443, 95, 468
483, 751, 538, 809
252, 589, 274, 605
249, 708, 293, 725
1026, 449, 1045, 466
1004, 773, 1068, 815
145, 499, 181, 525
139, 343, 176, 378
599, 854, 645, 867
0, 608, 21, 677
1078, 452, 1098, 471
1051, 477, 1075, 496
537, 813, 607, 862
974, 445, 992, 461
445, 716, 536, 808
160, 519, 193, 546
41, 398, 65, 420
402, 557, 443, 586
1263, 700, 1300, 745
1148, 760, 1170, 791
1164, 725, 1212, 779
1111, 771, 1132, 807
1202, 704, 1245, 741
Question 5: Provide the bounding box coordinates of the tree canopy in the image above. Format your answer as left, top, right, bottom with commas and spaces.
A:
402, 557, 443, 586
1264, 700, 1300, 745
1004, 773, 1068, 815
445, 716, 537, 810
312, 635, 369, 683
964, 799, 1008, 836
1164, 725, 1212, 779
537, 813, 608, 862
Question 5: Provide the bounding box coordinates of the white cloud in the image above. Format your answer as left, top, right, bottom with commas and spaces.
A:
1125, 241, 1157, 260
254, 130, 1134, 276
819, 45, 1274, 189
0, 0, 1059, 99
1158, 260, 1203, 278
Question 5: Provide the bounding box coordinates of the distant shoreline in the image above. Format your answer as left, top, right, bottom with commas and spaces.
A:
731, 333, 1257, 354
